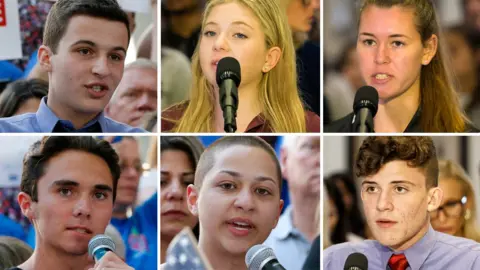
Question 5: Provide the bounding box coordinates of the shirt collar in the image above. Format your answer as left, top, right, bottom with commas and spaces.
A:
271, 206, 296, 240
36, 97, 106, 132
374, 224, 436, 270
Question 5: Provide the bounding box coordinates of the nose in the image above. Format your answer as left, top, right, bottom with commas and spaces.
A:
92, 55, 112, 77
213, 32, 230, 52
376, 190, 393, 212
73, 196, 92, 218
123, 165, 140, 179
374, 42, 390, 65
437, 209, 447, 222
165, 179, 185, 201
136, 92, 156, 112
233, 188, 255, 212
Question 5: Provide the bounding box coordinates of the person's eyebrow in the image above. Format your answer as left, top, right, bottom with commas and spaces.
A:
50, 179, 79, 188
219, 170, 276, 185
204, 21, 253, 30
70, 40, 127, 54
359, 32, 412, 39
94, 184, 113, 193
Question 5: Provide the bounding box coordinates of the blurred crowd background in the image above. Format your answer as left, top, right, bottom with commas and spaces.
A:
324, 0, 480, 126
323, 136, 480, 248
0, 0, 158, 132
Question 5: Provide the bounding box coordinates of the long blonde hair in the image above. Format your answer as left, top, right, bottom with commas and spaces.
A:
359, 0, 469, 132
438, 160, 480, 242
169, 0, 306, 132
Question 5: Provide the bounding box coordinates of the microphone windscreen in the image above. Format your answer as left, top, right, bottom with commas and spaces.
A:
216, 57, 241, 87
246, 244, 277, 270
344, 252, 368, 270
353, 86, 379, 117
88, 234, 116, 259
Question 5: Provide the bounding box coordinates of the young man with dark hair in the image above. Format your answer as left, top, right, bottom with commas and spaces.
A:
0, 0, 146, 133
324, 136, 480, 269
11, 136, 133, 270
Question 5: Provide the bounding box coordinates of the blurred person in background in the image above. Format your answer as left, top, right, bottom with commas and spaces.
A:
160, 136, 204, 263
109, 137, 158, 270
105, 59, 157, 130
161, 0, 205, 59
264, 136, 320, 270
0, 79, 48, 118
324, 42, 364, 121
279, 0, 321, 116
323, 188, 332, 249
161, 47, 192, 110
0, 236, 33, 270
327, 172, 368, 239
326, 0, 475, 133
431, 159, 480, 242
324, 179, 347, 244
162, 0, 320, 133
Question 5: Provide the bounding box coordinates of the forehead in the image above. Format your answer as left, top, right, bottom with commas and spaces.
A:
58, 15, 129, 49
439, 177, 464, 197
359, 6, 419, 38
115, 139, 139, 158
38, 150, 113, 189
205, 2, 260, 28
209, 145, 279, 182
364, 160, 426, 187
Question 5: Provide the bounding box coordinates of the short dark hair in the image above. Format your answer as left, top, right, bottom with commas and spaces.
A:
356, 136, 439, 188
21, 136, 121, 202
195, 136, 283, 192
160, 136, 205, 170
0, 236, 33, 269
43, 0, 130, 53
0, 79, 48, 118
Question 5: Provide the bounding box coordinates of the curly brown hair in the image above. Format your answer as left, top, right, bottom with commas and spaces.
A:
355, 136, 439, 188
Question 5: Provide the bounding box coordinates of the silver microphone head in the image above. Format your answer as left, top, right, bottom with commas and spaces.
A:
245, 244, 277, 270
88, 234, 116, 258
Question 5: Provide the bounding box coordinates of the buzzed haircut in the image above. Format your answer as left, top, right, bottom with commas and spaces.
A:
43, 0, 130, 53
356, 136, 439, 188
194, 136, 282, 192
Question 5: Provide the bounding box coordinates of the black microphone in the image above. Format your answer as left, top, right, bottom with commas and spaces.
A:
344, 252, 368, 270
353, 86, 379, 133
88, 234, 116, 262
246, 245, 286, 270
216, 57, 241, 133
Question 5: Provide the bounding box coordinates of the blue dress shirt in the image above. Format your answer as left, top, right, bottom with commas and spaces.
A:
264, 206, 313, 270
324, 225, 480, 270
0, 97, 146, 133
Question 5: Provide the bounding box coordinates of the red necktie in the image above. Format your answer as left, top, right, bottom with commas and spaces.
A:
388, 253, 409, 270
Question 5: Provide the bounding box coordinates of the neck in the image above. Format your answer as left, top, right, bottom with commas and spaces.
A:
160, 234, 174, 263
213, 83, 261, 132
19, 243, 92, 270
373, 81, 420, 133
170, 12, 202, 38
289, 191, 320, 242
198, 232, 247, 270
47, 94, 99, 130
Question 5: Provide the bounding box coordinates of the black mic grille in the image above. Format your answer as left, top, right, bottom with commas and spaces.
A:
216, 57, 241, 87
353, 86, 379, 117
344, 252, 368, 270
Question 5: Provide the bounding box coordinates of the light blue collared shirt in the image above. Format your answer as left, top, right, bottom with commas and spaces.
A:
323, 225, 480, 270
0, 97, 146, 133
264, 206, 313, 270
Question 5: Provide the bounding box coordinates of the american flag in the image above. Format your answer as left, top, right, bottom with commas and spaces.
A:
164, 227, 211, 270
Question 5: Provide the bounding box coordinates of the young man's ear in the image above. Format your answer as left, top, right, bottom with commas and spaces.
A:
38, 45, 54, 73
18, 192, 36, 220
187, 184, 199, 217
427, 187, 443, 212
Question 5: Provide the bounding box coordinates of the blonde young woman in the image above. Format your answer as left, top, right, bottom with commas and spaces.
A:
161, 0, 320, 133
431, 160, 480, 242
